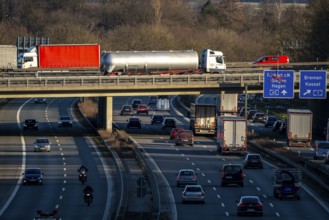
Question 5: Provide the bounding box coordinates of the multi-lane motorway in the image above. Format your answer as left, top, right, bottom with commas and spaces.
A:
113, 95, 329, 219
0, 98, 114, 219
1, 96, 329, 219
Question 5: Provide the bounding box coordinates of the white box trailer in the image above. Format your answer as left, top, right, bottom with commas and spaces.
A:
216, 116, 247, 155
189, 103, 217, 135
0, 45, 17, 70
156, 98, 170, 111
287, 109, 312, 147
219, 93, 238, 115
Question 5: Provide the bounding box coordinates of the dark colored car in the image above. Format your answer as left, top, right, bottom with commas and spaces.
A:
162, 117, 176, 129
264, 115, 277, 127
175, 130, 194, 146
239, 107, 251, 117
272, 120, 285, 132
252, 112, 266, 123
313, 140, 329, 160
127, 117, 142, 129
151, 114, 164, 125
23, 119, 38, 130
243, 153, 263, 169
34, 98, 47, 104
279, 121, 287, 134
170, 128, 184, 140
22, 168, 44, 185
247, 110, 258, 120
120, 105, 133, 116
148, 96, 158, 105
236, 196, 263, 216
221, 164, 244, 187
131, 99, 142, 109
58, 116, 73, 127
136, 104, 149, 114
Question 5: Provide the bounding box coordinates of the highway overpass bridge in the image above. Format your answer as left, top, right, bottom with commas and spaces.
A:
0, 72, 329, 132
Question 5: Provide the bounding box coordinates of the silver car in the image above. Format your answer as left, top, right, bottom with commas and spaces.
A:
181, 185, 205, 204
34, 138, 51, 152
176, 169, 197, 187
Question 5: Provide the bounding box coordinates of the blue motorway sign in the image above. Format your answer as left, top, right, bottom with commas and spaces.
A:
299, 70, 327, 99
263, 70, 294, 99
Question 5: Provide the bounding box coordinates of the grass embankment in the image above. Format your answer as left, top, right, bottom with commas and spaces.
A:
77, 98, 133, 157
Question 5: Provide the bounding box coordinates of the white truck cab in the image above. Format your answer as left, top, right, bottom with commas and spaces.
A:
17, 46, 38, 69
200, 49, 226, 73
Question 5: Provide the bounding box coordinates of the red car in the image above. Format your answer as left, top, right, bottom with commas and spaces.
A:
136, 104, 149, 114
170, 128, 184, 140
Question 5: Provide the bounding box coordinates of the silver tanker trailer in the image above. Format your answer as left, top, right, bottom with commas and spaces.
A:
100, 49, 226, 75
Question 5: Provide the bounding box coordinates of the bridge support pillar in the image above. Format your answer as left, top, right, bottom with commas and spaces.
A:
98, 96, 113, 132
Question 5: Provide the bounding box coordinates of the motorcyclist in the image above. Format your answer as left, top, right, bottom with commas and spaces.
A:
83, 185, 94, 203
78, 164, 88, 173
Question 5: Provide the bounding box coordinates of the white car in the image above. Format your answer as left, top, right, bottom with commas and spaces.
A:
181, 185, 205, 204
58, 116, 73, 127
34, 138, 51, 152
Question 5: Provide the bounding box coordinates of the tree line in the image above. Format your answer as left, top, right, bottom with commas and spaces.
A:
0, 0, 328, 62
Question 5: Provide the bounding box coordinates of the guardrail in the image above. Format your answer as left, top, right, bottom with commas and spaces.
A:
248, 141, 329, 199
1, 72, 329, 89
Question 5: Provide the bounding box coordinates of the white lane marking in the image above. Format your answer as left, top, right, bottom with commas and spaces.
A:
225, 212, 229, 216
181, 153, 185, 157
269, 203, 274, 207
176, 148, 179, 151
62, 188, 65, 191
55, 204, 59, 209
197, 168, 200, 171
207, 180, 211, 184
64, 174, 67, 177
63, 162, 66, 166
276, 212, 280, 217
61, 153, 64, 156
221, 202, 225, 207
263, 194, 267, 199
59, 196, 63, 200
249, 179, 253, 184
186, 158, 189, 161
63, 168, 66, 171
201, 173, 205, 177
217, 194, 221, 199
192, 163, 195, 166
0, 99, 30, 217
256, 187, 260, 191
63, 180, 66, 184
212, 187, 216, 191
203, 146, 207, 148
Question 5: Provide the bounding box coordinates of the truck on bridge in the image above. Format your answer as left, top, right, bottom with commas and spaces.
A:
100, 49, 226, 75
0, 44, 100, 71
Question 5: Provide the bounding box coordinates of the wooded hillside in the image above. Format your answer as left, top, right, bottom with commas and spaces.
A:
0, 0, 328, 62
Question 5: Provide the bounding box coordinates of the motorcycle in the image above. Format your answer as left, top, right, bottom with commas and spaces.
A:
84, 191, 93, 206
79, 170, 87, 185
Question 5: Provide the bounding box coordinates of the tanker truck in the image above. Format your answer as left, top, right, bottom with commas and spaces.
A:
100, 49, 226, 75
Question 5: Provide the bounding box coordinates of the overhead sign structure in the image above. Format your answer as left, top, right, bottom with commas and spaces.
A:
299, 70, 327, 99
263, 70, 294, 99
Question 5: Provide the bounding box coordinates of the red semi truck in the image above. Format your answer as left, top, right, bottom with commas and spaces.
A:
17, 44, 100, 70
